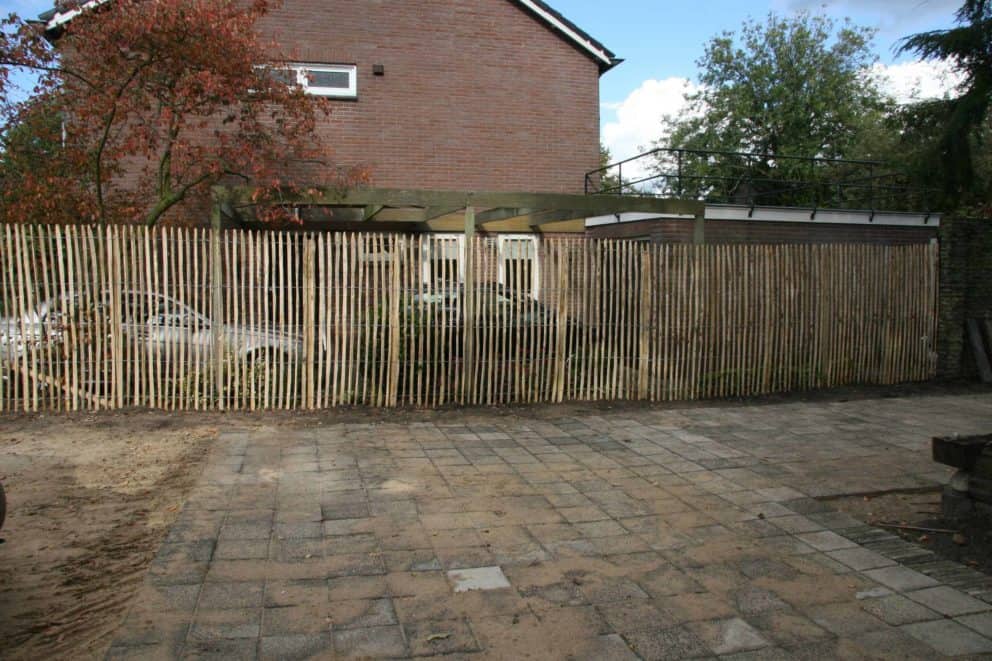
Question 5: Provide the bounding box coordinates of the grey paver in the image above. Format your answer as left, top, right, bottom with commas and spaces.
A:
259, 633, 333, 661
624, 626, 712, 660
957, 611, 992, 637
863, 566, 941, 592
825, 547, 896, 571
859, 594, 941, 626
333, 624, 408, 658
901, 618, 992, 656
447, 566, 511, 592
198, 582, 264, 610
402, 619, 480, 656
795, 530, 858, 552
904, 585, 992, 617
686, 617, 770, 655
103, 393, 992, 660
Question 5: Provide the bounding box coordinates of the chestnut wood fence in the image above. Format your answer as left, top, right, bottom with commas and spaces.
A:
0, 225, 938, 412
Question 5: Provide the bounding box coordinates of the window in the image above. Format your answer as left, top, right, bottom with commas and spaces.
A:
498, 236, 540, 300
267, 63, 357, 99
422, 236, 464, 288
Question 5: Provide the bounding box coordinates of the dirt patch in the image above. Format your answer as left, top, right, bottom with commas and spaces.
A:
0, 412, 215, 660
828, 490, 992, 577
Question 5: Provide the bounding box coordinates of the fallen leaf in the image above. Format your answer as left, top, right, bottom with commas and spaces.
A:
427, 633, 451, 642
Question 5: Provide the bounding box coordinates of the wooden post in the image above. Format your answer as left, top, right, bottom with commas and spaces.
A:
462, 206, 475, 403
692, 210, 706, 245
638, 246, 653, 399
302, 236, 316, 408
210, 193, 225, 409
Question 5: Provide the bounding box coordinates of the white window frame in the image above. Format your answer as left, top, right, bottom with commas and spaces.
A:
421, 235, 465, 287
497, 235, 540, 300
265, 63, 357, 98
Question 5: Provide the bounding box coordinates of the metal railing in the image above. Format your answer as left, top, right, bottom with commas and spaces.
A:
586, 147, 934, 212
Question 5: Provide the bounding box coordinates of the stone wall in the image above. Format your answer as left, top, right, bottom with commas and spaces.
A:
938, 216, 992, 380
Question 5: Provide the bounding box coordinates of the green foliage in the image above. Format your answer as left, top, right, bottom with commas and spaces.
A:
598, 143, 623, 193
897, 1, 992, 210
656, 13, 893, 206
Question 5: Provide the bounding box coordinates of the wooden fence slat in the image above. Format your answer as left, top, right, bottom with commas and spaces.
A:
0, 228, 940, 412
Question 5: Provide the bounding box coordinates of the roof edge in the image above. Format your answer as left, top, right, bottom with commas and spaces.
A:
40, 0, 622, 72
512, 0, 621, 72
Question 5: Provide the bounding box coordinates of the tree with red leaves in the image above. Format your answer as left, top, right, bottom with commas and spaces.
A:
1, 0, 364, 226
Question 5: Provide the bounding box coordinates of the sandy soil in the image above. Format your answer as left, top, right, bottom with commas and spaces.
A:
0, 412, 215, 660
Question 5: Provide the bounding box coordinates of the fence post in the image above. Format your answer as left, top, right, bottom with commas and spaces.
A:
302, 236, 316, 409
638, 247, 653, 399
553, 245, 569, 402
693, 210, 706, 245
210, 194, 224, 410
462, 206, 475, 404
388, 239, 402, 407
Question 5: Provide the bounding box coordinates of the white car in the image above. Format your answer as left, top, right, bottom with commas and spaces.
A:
1, 291, 303, 379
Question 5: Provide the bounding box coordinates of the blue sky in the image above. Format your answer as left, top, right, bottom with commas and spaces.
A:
549, 0, 960, 108
2, 0, 965, 164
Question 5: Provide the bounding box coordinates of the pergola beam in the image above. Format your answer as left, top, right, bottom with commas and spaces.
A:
476, 207, 538, 224
529, 209, 586, 227
222, 186, 703, 217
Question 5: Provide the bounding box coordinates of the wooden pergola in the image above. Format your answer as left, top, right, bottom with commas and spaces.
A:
214, 185, 705, 235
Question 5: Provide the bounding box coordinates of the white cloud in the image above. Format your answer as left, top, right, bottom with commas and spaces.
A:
601, 77, 697, 182
601, 59, 963, 178
871, 59, 964, 104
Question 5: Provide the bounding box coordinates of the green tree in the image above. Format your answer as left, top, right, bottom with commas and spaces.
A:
598, 143, 622, 193
897, 0, 992, 208
656, 13, 893, 207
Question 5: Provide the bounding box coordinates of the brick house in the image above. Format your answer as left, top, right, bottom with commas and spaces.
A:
42, 0, 619, 196
40, 1, 937, 253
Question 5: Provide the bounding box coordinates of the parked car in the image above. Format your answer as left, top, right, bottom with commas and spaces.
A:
1, 291, 303, 387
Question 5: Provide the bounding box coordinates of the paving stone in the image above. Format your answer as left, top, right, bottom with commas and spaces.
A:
107, 396, 992, 660
957, 611, 992, 637
732, 586, 790, 615
189, 609, 261, 641
904, 585, 991, 617
825, 547, 896, 571
183, 638, 258, 660
321, 502, 370, 521
214, 539, 269, 561
578, 577, 650, 603
328, 598, 397, 630
333, 624, 408, 658
794, 531, 857, 552
859, 594, 940, 626
198, 581, 264, 610
403, 619, 480, 656
901, 618, 992, 656
686, 617, 770, 655
261, 605, 332, 635
863, 566, 940, 592
264, 580, 327, 608
447, 566, 511, 592
769, 515, 825, 535
259, 633, 333, 661
748, 610, 832, 648
585, 633, 640, 660
849, 628, 936, 661
598, 600, 677, 632
624, 625, 712, 660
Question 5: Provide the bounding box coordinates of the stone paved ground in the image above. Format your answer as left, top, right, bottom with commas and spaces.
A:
108, 393, 992, 660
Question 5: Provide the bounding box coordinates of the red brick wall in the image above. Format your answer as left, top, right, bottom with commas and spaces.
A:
262, 0, 602, 194
588, 219, 939, 245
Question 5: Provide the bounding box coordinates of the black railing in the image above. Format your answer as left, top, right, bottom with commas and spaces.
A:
585, 147, 934, 213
